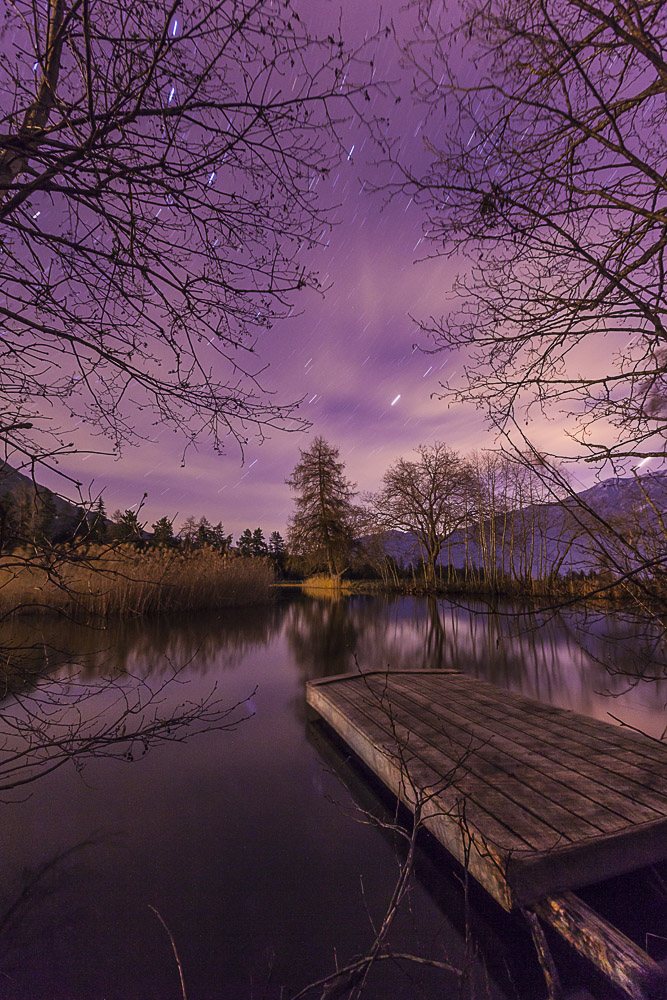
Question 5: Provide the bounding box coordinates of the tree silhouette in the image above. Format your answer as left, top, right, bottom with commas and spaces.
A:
367, 442, 472, 588
0, 0, 379, 474
286, 437, 358, 577
394, 0, 667, 468
151, 515, 175, 547
111, 508, 143, 543
237, 528, 255, 557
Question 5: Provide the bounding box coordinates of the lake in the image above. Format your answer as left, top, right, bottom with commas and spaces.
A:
1, 592, 666, 999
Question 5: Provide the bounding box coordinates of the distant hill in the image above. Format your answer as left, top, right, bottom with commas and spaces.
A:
574, 474, 667, 518
371, 473, 667, 577
0, 461, 74, 516
0, 461, 108, 540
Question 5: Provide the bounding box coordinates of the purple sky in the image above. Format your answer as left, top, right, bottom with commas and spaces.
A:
38, 0, 595, 539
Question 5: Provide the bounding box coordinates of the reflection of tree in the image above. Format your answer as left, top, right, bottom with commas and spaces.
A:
1, 603, 286, 685
286, 597, 361, 680
0, 600, 296, 800
0, 661, 252, 797
429, 596, 667, 732
0, 834, 117, 967
101, 603, 286, 678
424, 597, 447, 671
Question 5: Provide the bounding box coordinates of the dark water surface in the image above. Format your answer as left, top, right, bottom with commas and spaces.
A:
2, 593, 667, 999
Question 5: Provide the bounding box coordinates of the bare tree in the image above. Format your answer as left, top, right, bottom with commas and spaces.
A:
367, 442, 472, 588
0, 0, 379, 475
393, 0, 667, 469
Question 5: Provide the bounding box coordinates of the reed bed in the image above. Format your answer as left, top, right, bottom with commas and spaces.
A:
302, 574, 356, 597
0, 546, 274, 618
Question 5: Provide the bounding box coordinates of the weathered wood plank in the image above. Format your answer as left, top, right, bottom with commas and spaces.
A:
533, 892, 667, 1000
398, 675, 667, 821
307, 671, 667, 909
378, 677, 636, 832
307, 670, 667, 999
347, 680, 619, 843
307, 680, 516, 910
328, 685, 551, 851
424, 674, 667, 774
418, 675, 667, 806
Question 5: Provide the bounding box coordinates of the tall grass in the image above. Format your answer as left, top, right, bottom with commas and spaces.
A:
0, 546, 274, 618
302, 574, 356, 598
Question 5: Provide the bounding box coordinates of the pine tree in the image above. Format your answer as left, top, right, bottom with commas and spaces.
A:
268, 531, 286, 574
210, 522, 233, 553
237, 528, 255, 557
152, 516, 175, 546
196, 516, 214, 547
251, 528, 268, 557
112, 509, 143, 543
286, 437, 358, 577
89, 498, 108, 542
268, 531, 286, 558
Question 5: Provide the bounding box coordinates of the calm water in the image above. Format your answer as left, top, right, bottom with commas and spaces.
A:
1, 593, 667, 999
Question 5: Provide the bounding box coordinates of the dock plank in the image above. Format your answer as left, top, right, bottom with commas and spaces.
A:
346, 680, 618, 842
421, 674, 667, 778
418, 675, 667, 806
409, 676, 667, 820
331, 684, 564, 850
379, 677, 640, 830
307, 670, 667, 909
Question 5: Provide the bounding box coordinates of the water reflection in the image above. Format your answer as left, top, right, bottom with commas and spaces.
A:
12, 594, 665, 733
0, 593, 665, 999
3, 602, 286, 682
283, 594, 667, 737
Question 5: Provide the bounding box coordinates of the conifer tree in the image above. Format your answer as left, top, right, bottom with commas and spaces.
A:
237, 529, 255, 557
151, 516, 175, 547
286, 438, 358, 577
268, 531, 286, 559
89, 499, 108, 542
210, 523, 233, 553
251, 528, 268, 557
112, 509, 143, 543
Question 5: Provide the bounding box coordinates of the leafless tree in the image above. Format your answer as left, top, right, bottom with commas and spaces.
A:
393, 0, 667, 469
0, 0, 380, 478
366, 442, 473, 588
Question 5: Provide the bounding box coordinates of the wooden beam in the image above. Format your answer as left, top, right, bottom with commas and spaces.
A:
533, 892, 667, 1000
523, 908, 562, 1000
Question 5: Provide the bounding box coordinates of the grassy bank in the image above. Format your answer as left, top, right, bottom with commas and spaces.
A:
301, 573, 357, 594
0, 546, 274, 618
284, 570, 647, 607
385, 572, 645, 605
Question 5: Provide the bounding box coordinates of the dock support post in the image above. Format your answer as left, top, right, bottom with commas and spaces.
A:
532, 892, 667, 1000
523, 908, 562, 1000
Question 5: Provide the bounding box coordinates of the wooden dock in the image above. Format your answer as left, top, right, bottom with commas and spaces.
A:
306, 669, 667, 999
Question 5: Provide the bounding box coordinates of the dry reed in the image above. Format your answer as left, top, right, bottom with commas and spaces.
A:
0, 545, 274, 618
302, 574, 356, 596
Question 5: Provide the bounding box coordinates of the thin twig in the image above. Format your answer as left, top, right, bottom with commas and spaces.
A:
148, 904, 188, 1000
